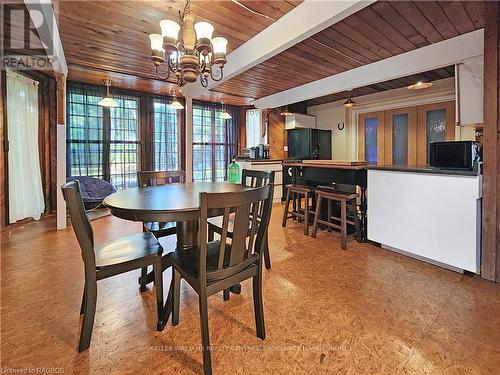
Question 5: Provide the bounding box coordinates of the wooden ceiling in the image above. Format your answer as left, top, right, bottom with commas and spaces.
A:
56, 0, 300, 104
305, 65, 455, 107
212, 0, 484, 100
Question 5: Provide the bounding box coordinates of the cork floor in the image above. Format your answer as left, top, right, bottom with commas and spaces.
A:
1, 203, 500, 375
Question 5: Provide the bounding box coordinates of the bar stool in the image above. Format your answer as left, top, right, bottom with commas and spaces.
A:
282, 184, 314, 235
311, 189, 361, 250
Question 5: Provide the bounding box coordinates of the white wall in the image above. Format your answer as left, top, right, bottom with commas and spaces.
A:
307, 104, 351, 160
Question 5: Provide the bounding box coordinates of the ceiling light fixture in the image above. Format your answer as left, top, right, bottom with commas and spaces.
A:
407, 78, 433, 90
220, 99, 232, 119
169, 92, 184, 110
343, 91, 356, 108
98, 80, 118, 108
149, 0, 228, 88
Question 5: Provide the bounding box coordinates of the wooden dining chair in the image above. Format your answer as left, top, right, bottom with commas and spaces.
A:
62, 180, 164, 352
208, 169, 274, 270
161, 185, 274, 375
137, 170, 184, 291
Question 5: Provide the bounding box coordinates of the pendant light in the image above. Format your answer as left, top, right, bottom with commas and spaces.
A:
220, 99, 232, 119
169, 92, 184, 110
98, 80, 118, 108
407, 77, 433, 90
343, 90, 356, 108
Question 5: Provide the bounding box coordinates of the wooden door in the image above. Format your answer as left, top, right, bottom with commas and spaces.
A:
416, 101, 455, 165
358, 111, 385, 165
384, 107, 418, 165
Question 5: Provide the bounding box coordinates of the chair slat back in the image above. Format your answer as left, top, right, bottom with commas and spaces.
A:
241, 169, 274, 189
61, 181, 96, 268
198, 185, 274, 283
241, 169, 275, 233
137, 170, 184, 187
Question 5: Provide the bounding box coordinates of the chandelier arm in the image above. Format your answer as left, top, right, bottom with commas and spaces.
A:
155, 65, 170, 81
210, 64, 224, 81
200, 74, 208, 88
167, 56, 177, 74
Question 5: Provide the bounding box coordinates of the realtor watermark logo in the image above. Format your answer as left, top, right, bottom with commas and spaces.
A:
1, 0, 56, 70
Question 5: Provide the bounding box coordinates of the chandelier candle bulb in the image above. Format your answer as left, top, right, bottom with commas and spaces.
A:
149, 34, 165, 65
150, 0, 227, 88
211, 37, 228, 66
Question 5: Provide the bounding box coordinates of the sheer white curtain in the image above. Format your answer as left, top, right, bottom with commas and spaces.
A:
246, 109, 265, 148
6, 71, 45, 223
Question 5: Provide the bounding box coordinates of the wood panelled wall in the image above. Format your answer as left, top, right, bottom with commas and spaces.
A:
0, 71, 58, 230
266, 109, 288, 160
481, 2, 500, 282
0, 73, 5, 229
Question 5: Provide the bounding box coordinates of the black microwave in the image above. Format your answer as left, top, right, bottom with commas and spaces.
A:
429, 141, 481, 170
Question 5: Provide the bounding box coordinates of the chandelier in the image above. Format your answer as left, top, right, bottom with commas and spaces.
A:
149, 0, 228, 88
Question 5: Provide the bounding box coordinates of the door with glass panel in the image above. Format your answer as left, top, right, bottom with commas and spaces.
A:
358, 111, 385, 165
416, 101, 455, 165
384, 107, 417, 165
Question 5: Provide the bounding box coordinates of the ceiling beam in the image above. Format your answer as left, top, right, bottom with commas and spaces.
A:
206, 0, 375, 90
24, 0, 67, 75
253, 29, 484, 109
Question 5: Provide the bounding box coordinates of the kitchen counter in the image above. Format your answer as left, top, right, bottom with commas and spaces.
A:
368, 168, 482, 273
236, 158, 283, 163
366, 164, 481, 176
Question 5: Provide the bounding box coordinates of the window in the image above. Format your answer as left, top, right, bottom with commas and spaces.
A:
67, 83, 140, 190
67, 84, 104, 179
109, 95, 140, 190
153, 99, 180, 171
246, 109, 265, 147
192, 101, 238, 182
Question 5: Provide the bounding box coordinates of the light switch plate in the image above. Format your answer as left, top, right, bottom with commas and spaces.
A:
284, 146, 288, 152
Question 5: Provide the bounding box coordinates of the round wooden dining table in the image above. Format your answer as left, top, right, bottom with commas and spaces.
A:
103, 181, 252, 283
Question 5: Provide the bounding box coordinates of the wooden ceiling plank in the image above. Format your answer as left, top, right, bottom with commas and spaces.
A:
438, 1, 476, 35
342, 14, 406, 55
389, 1, 443, 44
370, 2, 429, 49
355, 7, 416, 52
318, 27, 381, 62
414, 1, 458, 40
333, 21, 392, 59
463, 1, 485, 29
208, 0, 374, 88
309, 33, 372, 65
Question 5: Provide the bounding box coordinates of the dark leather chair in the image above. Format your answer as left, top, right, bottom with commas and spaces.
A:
62, 180, 164, 352
161, 185, 274, 375
137, 170, 184, 291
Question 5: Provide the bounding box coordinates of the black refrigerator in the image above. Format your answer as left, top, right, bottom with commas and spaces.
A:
287, 128, 332, 160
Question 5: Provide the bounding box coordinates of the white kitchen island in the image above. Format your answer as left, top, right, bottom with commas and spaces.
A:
367, 166, 482, 273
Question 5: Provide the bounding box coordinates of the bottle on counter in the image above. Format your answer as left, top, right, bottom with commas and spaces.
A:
227, 156, 240, 184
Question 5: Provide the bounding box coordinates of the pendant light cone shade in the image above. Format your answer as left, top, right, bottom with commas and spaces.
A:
343, 91, 356, 108
194, 22, 214, 40
221, 111, 232, 119
160, 20, 180, 40
98, 80, 118, 108
149, 33, 164, 51
211, 37, 228, 54
343, 97, 355, 108
169, 96, 184, 110
407, 80, 433, 90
